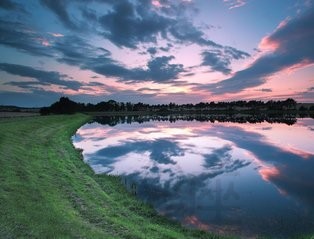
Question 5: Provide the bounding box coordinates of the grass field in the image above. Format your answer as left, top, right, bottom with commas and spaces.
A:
0, 114, 229, 239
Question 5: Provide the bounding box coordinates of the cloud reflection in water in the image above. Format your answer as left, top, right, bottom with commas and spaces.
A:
73, 117, 314, 238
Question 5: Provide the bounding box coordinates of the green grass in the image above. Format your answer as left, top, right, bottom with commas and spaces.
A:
0, 114, 231, 239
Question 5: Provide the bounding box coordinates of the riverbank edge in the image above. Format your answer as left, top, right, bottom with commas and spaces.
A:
0, 114, 230, 239
0, 114, 312, 239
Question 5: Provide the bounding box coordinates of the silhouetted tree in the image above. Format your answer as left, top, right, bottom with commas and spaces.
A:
40, 97, 301, 116
40, 97, 83, 115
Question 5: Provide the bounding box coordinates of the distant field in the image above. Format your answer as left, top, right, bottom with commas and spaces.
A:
0, 106, 40, 118
0, 114, 228, 239
0, 112, 40, 118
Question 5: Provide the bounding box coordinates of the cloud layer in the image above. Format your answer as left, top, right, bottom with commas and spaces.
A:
0, 0, 313, 105
0, 0, 251, 93
200, 4, 314, 94
0, 63, 83, 90
201, 47, 250, 74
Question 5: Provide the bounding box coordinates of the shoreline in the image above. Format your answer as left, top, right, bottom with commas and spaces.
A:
0, 114, 228, 239
1, 114, 313, 238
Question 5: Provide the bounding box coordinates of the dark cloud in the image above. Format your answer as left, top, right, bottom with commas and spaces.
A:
159, 46, 170, 52
210, 125, 314, 206
143, 45, 172, 56
40, 0, 116, 31
147, 47, 158, 55
257, 88, 272, 92
201, 50, 232, 74
0, 22, 131, 83
149, 1, 211, 47
137, 87, 161, 93
0, 20, 54, 57
146, 56, 184, 82
199, 4, 314, 94
87, 81, 105, 86
182, 72, 195, 77
40, 0, 174, 48
223, 46, 250, 60
150, 139, 183, 165
80, 7, 99, 23
0, 88, 159, 107
94, 139, 184, 165
53, 35, 184, 83
0, 0, 20, 10
99, 0, 172, 48
96, 0, 243, 51
0, 63, 82, 90
201, 47, 250, 74
203, 145, 250, 171
84, 54, 184, 83
4, 81, 49, 91
73, 119, 314, 236
261, 127, 272, 130
168, 19, 221, 48
40, 0, 78, 30
203, 145, 232, 168
159, 43, 173, 52
0, 1, 250, 88
54, 35, 109, 66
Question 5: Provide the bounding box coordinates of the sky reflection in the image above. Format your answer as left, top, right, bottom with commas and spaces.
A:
73, 118, 314, 238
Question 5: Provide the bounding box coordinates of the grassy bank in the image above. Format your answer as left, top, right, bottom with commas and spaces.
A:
0, 114, 228, 239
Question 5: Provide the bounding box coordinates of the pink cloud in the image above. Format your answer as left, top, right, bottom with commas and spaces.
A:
151, 0, 162, 8
41, 39, 50, 46
197, 4, 314, 96
259, 166, 280, 182
258, 36, 280, 51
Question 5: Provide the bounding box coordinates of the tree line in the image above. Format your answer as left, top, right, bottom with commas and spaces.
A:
39, 97, 311, 115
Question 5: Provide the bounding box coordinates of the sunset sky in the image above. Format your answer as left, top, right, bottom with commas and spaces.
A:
0, 0, 313, 107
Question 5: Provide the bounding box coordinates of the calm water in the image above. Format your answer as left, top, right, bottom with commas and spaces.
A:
73, 116, 314, 238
